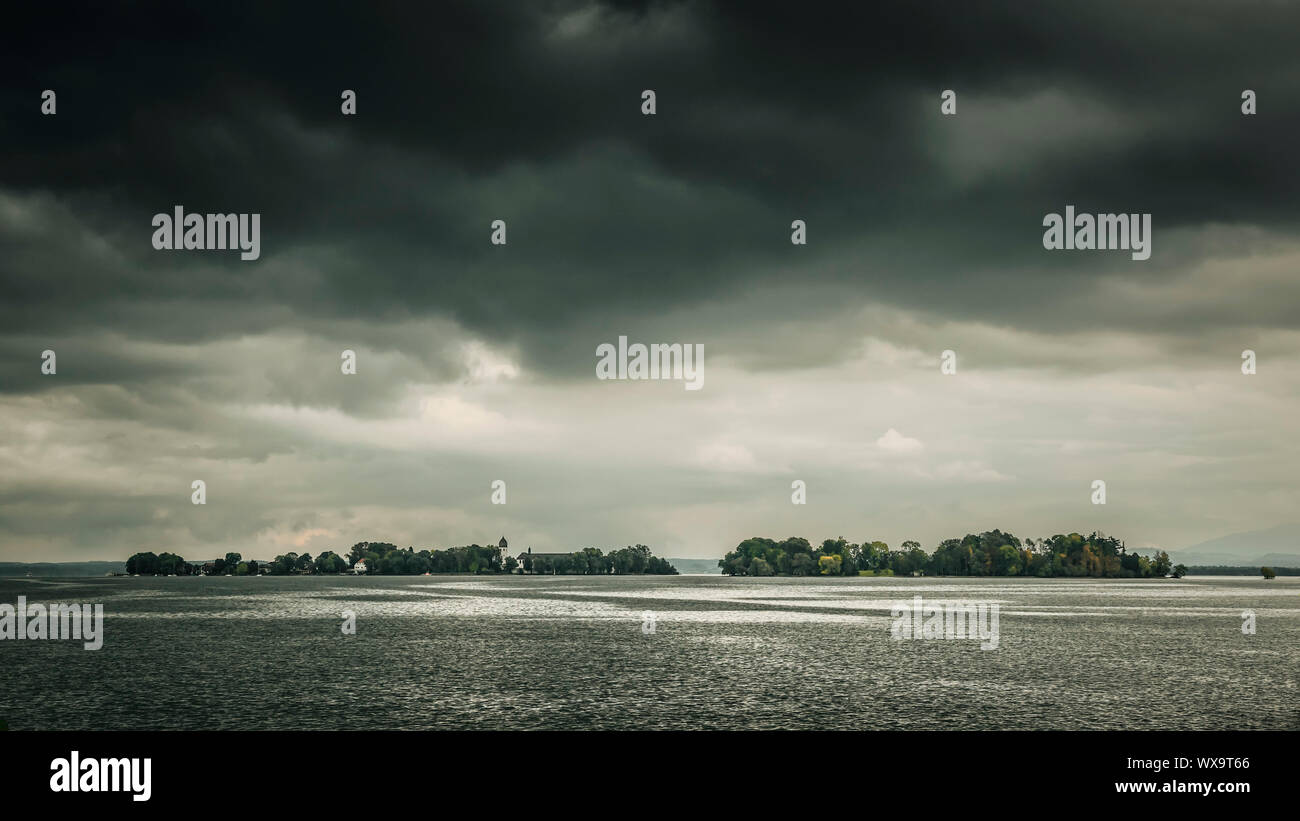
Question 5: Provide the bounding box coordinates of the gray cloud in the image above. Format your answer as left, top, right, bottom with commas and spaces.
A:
2, 1, 1299, 561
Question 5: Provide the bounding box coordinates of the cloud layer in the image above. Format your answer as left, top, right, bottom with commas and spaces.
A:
2, 1, 1299, 560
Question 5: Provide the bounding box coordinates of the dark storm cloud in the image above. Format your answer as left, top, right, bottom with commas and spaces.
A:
0, 0, 1296, 567
3, 0, 1300, 384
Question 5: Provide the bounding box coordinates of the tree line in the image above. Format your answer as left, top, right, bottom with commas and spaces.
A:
125, 542, 678, 576
518, 544, 677, 575
719, 531, 1189, 578
340, 542, 676, 575
125, 551, 260, 576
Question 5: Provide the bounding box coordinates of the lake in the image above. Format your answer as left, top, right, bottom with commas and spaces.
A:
1, 574, 1296, 730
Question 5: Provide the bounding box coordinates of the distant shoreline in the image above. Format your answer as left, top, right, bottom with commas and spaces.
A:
3, 565, 1297, 578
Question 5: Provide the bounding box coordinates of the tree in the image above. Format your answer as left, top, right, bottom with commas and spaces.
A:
1171, 564, 1187, 579
906, 544, 929, 576
994, 544, 1022, 576
224, 552, 243, 571
504, 556, 518, 573
126, 552, 161, 575
1262, 566, 1276, 579
790, 553, 814, 576
407, 552, 431, 574
1150, 551, 1172, 578
314, 551, 346, 574
855, 541, 890, 571
646, 556, 677, 574
817, 555, 842, 575
821, 538, 848, 557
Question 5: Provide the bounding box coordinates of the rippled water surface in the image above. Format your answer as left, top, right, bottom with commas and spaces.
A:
1, 574, 1296, 730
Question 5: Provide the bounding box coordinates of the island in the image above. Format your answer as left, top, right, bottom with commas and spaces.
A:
124, 538, 678, 576
719, 530, 1189, 578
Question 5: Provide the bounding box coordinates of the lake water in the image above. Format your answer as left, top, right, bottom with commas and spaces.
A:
1, 574, 1296, 730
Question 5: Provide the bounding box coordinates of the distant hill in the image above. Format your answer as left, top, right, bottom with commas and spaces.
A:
1170, 524, 1300, 567
0, 561, 126, 577
666, 558, 721, 575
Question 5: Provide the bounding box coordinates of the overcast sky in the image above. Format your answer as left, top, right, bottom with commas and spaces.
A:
3, 1, 1299, 562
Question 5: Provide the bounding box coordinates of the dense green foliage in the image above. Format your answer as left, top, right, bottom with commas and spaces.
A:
720, 531, 1179, 578
518, 544, 677, 575
125, 551, 193, 575
336, 542, 504, 574
261, 542, 677, 575
126, 542, 678, 576
124, 551, 259, 575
